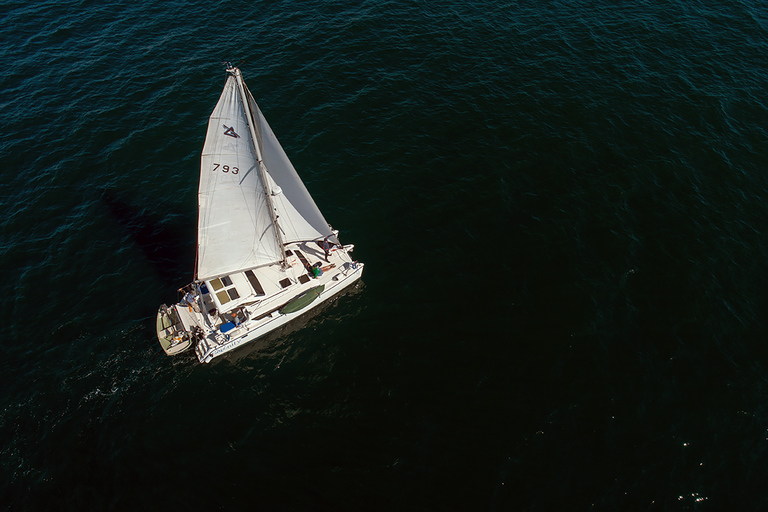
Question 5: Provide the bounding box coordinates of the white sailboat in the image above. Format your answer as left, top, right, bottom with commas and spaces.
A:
156, 65, 364, 363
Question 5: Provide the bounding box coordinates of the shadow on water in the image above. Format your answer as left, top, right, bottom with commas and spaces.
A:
100, 188, 195, 286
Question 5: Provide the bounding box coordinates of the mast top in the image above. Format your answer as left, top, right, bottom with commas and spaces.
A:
225, 63, 244, 80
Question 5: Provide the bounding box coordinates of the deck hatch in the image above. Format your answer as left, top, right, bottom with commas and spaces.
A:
294, 250, 313, 272
209, 275, 240, 306
244, 270, 265, 295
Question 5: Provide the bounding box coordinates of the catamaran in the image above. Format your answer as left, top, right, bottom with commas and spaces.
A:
156, 65, 364, 363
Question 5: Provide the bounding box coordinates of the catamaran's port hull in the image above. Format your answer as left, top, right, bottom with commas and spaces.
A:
196, 263, 364, 363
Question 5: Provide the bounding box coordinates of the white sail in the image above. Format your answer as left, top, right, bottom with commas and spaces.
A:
197, 74, 281, 281
243, 87, 336, 245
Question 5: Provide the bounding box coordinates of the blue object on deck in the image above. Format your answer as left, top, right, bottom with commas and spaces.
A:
220, 322, 235, 333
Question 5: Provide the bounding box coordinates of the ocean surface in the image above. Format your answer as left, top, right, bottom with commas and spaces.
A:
2, 1, 768, 510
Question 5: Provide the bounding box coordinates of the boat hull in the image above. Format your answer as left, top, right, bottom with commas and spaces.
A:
196, 263, 363, 363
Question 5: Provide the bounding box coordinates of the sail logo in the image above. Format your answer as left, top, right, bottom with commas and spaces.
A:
223, 125, 240, 138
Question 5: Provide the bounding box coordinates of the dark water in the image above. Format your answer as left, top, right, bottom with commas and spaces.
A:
2, 1, 768, 510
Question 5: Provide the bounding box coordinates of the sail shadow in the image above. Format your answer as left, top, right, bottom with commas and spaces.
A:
100, 188, 195, 286
238, 163, 256, 185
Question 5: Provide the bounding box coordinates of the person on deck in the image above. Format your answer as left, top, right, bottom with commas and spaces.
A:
312, 261, 335, 278
321, 236, 332, 262
183, 287, 199, 312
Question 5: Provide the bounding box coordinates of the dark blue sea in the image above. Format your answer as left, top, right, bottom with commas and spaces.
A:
2, 1, 768, 510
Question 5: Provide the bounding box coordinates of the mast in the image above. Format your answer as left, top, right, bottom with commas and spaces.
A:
228, 65, 288, 266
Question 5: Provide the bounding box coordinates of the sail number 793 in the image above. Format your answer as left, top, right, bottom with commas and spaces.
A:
212, 163, 239, 174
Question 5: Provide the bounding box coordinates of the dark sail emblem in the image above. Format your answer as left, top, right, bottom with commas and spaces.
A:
223, 125, 240, 138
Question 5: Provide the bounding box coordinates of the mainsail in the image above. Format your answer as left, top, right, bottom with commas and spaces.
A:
197, 68, 334, 281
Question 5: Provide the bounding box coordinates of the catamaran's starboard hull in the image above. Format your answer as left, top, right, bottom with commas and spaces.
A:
195, 263, 363, 363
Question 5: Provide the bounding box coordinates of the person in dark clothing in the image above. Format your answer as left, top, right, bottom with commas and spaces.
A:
321, 236, 332, 262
